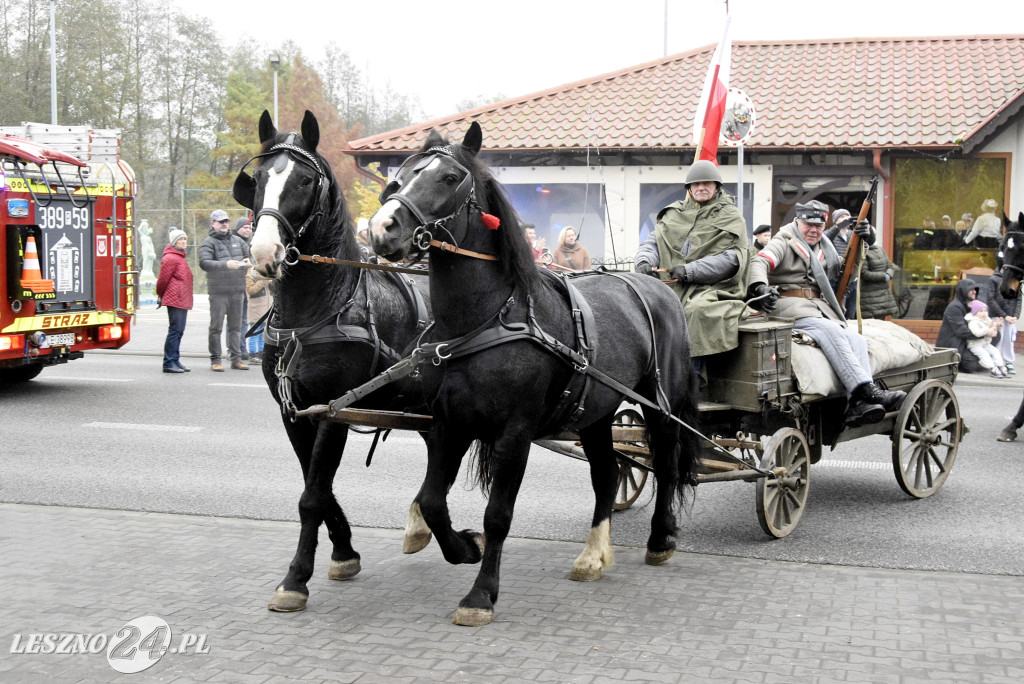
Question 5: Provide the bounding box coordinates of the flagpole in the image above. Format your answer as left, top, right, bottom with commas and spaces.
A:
737, 142, 745, 234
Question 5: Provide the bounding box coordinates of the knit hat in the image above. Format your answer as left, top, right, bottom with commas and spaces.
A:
235, 216, 251, 231
168, 228, 187, 245
970, 299, 988, 315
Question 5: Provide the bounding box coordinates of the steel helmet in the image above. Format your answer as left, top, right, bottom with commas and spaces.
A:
684, 159, 723, 186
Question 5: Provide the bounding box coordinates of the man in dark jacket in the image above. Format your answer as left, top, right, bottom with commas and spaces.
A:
199, 209, 250, 371
935, 279, 985, 373
983, 267, 1021, 374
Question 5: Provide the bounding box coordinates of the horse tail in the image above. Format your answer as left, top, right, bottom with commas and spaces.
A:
468, 440, 493, 496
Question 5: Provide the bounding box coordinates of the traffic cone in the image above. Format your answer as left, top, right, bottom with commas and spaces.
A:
19, 235, 54, 294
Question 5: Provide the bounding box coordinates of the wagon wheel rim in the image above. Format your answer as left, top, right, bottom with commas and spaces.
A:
612, 408, 650, 511
756, 427, 811, 538
891, 380, 960, 498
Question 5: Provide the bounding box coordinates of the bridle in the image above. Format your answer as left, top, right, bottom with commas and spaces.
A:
379, 145, 494, 260
237, 138, 328, 264
1001, 230, 1024, 294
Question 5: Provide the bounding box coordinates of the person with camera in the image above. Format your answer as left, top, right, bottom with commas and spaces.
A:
747, 200, 905, 427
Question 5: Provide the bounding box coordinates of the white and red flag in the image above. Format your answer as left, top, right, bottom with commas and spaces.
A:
692, 15, 732, 162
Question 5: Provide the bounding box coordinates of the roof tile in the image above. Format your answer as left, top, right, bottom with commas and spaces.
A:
349, 35, 1024, 154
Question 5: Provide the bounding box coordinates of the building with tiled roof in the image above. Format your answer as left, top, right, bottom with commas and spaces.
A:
350, 35, 1024, 331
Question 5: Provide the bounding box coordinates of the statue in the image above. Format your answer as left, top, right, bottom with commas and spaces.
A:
138, 219, 156, 277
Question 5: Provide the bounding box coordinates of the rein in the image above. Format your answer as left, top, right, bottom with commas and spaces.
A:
293, 252, 432, 275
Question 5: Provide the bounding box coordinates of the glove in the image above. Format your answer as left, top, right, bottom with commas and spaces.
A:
668, 265, 689, 284
854, 220, 875, 244
747, 283, 779, 313
635, 261, 656, 278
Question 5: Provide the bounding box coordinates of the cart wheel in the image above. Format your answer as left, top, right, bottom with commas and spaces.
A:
612, 408, 650, 511
756, 427, 811, 538
891, 380, 961, 498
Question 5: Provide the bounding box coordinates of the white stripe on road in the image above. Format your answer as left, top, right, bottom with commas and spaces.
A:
50, 377, 132, 382
209, 383, 267, 388
83, 422, 202, 433
818, 460, 888, 470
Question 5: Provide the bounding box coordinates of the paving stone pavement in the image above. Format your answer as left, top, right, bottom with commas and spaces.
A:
1, 503, 1022, 683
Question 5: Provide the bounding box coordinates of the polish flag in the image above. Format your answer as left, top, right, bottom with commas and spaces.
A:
692, 16, 732, 162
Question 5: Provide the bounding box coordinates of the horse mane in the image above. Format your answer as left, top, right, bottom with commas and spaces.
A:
433, 133, 541, 295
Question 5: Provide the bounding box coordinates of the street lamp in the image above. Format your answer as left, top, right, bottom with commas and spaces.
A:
269, 53, 280, 123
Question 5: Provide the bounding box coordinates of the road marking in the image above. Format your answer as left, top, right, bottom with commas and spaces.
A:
818, 460, 888, 470
48, 377, 132, 382
83, 422, 202, 433
209, 383, 267, 388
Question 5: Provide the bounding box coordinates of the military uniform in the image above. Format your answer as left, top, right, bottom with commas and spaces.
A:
637, 192, 750, 357
748, 203, 905, 426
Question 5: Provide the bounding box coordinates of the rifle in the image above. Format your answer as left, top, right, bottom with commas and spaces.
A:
835, 175, 880, 305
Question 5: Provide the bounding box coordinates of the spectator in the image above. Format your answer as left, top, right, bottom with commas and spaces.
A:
964, 300, 1009, 378
983, 265, 1020, 374
935, 279, 986, 373
524, 223, 546, 262
856, 244, 899, 319
634, 159, 749, 359
233, 217, 254, 362
245, 266, 272, 366
964, 199, 1003, 249
199, 209, 250, 371
155, 228, 194, 374
551, 226, 591, 272
824, 208, 854, 258
752, 224, 771, 248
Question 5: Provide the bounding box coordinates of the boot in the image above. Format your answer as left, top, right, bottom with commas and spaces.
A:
845, 397, 886, 428
997, 423, 1019, 442
856, 382, 907, 413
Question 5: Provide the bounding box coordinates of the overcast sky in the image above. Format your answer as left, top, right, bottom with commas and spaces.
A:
174, 0, 1020, 122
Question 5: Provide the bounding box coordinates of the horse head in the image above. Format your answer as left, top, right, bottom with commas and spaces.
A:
232, 110, 335, 279
369, 122, 535, 291
999, 211, 1024, 300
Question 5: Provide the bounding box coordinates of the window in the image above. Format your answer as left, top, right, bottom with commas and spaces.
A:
891, 157, 1007, 319
503, 183, 607, 266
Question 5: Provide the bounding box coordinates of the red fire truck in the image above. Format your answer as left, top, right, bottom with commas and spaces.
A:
0, 125, 137, 383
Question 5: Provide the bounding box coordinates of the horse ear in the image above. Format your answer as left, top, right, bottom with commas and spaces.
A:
1019, 211, 1024, 228
1004, 213, 1011, 228
462, 121, 482, 158
259, 110, 276, 144
232, 171, 256, 210
301, 110, 320, 152
424, 129, 445, 150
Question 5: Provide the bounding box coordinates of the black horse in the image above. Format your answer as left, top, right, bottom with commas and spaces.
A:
368, 122, 700, 626
996, 212, 1024, 441
232, 110, 435, 611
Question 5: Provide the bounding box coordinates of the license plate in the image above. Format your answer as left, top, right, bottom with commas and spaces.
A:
45, 333, 76, 347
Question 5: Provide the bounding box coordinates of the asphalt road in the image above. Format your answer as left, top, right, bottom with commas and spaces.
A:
2, 302, 1022, 579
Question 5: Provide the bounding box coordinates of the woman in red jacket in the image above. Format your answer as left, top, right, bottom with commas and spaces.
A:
156, 228, 195, 373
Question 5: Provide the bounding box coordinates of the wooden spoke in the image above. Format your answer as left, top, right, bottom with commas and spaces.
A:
891, 380, 961, 498
756, 428, 811, 538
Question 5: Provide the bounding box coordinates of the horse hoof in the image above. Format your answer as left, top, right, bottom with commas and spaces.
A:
645, 548, 675, 566
569, 565, 603, 582
471, 532, 486, 555
267, 588, 308, 612
453, 607, 493, 626
403, 531, 432, 554
328, 558, 360, 580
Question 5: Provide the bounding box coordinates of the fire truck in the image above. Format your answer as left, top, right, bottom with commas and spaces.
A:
0, 124, 137, 383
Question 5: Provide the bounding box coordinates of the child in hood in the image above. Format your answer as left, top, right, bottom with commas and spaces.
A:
965, 299, 1009, 377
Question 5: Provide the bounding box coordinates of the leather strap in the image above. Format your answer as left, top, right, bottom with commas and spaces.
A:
429, 239, 498, 261
779, 287, 821, 299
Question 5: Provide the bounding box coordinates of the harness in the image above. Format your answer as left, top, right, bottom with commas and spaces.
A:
263, 263, 430, 420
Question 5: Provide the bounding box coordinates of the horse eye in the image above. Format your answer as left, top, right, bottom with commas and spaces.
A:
442, 174, 459, 185
301, 177, 313, 187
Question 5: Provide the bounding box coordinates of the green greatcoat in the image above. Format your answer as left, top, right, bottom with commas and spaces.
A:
654, 192, 750, 357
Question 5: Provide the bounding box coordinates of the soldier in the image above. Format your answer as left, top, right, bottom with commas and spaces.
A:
634, 160, 750, 359
747, 200, 906, 427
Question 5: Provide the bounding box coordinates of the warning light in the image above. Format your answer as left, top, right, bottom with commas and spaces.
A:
0, 334, 25, 352
98, 325, 123, 342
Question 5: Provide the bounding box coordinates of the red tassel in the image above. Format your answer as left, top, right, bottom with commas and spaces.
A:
481, 212, 501, 230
